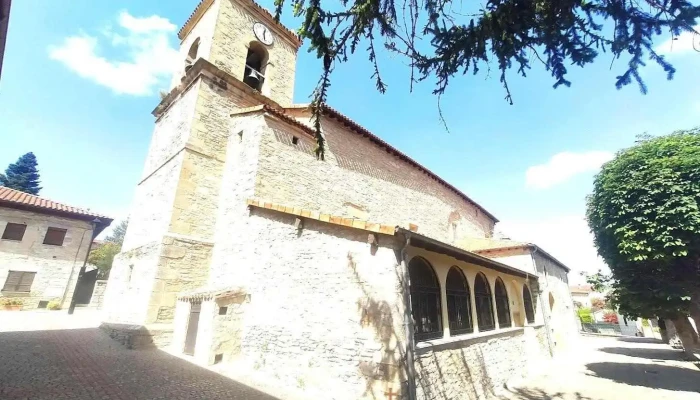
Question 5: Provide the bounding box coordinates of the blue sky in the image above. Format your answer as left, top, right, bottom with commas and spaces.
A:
1, 0, 698, 281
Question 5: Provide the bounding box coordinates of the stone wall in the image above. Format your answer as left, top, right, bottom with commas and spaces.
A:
414, 326, 548, 400
0, 207, 93, 309
533, 253, 578, 352
170, 0, 221, 89
210, 0, 298, 106
205, 206, 408, 400
254, 116, 496, 246
88, 280, 108, 309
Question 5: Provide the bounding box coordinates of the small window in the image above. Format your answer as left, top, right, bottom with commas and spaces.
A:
292, 136, 299, 145
474, 273, 495, 332
523, 285, 535, 324
214, 353, 223, 364
495, 278, 512, 328
185, 38, 200, 73
2, 271, 36, 292
2, 223, 27, 241
38, 300, 49, 309
43, 227, 67, 246
218, 306, 228, 315
409, 257, 442, 341
446, 267, 473, 335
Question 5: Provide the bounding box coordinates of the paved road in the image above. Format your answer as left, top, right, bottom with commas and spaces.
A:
0, 311, 278, 400
501, 335, 700, 400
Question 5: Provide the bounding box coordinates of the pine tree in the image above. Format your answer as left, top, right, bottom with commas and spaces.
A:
0, 152, 42, 195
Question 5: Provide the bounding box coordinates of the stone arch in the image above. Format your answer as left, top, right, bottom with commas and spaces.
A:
243, 41, 269, 91
185, 38, 200, 73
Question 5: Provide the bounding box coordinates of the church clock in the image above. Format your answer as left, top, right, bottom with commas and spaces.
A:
253, 22, 274, 46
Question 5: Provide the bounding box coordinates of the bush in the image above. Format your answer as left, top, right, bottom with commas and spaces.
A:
0, 298, 23, 306
603, 312, 619, 324
47, 300, 61, 310
577, 307, 594, 323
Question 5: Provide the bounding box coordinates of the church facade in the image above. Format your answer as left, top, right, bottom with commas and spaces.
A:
102, 0, 577, 399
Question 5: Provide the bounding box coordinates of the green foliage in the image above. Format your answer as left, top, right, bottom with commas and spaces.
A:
578, 307, 593, 323
0, 298, 23, 306
47, 300, 61, 310
587, 130, 700, 264
273, 0, 700, 154
106, 220, 128, 244
89, 220, 128, 279
89, 242, 121, 279
586, 131, 700, 320
0, 152, 42, 195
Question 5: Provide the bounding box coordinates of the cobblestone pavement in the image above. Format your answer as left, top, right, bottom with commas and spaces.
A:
0, 310, 279, 400
500, 335, 700, 400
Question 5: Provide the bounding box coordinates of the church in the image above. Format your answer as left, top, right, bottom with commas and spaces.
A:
101, 0, 578, 399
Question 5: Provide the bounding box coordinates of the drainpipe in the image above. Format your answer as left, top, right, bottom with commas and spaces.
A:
531, 246, 554, 357
399, 233, 417, 400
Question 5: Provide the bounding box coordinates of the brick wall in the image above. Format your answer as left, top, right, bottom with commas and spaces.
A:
0, 207, 93, 309
254, 115, 496, 245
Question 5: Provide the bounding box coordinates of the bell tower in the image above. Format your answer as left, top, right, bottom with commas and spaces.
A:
103, 0, 301, 330
170, 0, 302, 106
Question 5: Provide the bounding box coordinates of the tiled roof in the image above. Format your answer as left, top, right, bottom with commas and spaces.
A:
178, 0, 302, 48
461, 237, 571, 273
0, 187, 111, 220
285, 104, 499, 223
570, 285, 593, 293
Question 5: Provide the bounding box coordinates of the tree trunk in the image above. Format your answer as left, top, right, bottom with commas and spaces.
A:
658, 318, 669, 343
671, 316, 700, 355
664, 318, 682, 348
688, 289, 700, 338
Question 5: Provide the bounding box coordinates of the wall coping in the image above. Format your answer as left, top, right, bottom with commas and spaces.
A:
415, 327, 527, 354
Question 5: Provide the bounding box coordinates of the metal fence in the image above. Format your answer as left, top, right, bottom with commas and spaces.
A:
581, 323, 622, 336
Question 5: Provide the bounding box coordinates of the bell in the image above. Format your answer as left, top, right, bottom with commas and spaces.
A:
246, 69, 261, 84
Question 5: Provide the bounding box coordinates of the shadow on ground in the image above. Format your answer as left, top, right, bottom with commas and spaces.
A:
499, 387, 595, 400
0, 328, 279, 400
613, 337, 661, 344
586, 361, 700, 393
598, 346, 686, 361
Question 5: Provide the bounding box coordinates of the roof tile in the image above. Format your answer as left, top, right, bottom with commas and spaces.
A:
0, 187, 110, 220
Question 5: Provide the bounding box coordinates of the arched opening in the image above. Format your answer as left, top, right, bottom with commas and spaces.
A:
510, 281, 525, 327
243, 41, 268, 91
549, 292, 555, 311
446, 267, 473, 335
523, 285, 535, 324
474, 273, 495, 332
494, 277, 512, 328
408, 257, 442, 341
185, 38, 200, 73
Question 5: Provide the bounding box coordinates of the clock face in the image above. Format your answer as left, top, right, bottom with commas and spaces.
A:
253, 22, 274, 46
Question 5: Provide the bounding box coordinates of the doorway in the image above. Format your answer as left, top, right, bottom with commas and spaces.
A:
183, 302, 201, 355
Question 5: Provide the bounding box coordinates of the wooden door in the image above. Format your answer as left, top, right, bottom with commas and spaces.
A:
183, 303, 201, 355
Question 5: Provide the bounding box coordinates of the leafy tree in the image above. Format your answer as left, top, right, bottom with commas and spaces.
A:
88, 220, 128, 279
586, 130, 700, 349
105, 220, 128, 244
273, 0, 700, 157
0, 152, 42, 195
591, 297, 606, 311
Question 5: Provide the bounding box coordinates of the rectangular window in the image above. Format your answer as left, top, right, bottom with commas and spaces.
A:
43, 227, 67, 246
2, 223, 27, 241
2, 271, 36, 292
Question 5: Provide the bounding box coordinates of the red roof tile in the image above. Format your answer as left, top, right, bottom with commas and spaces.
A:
0, 187, 111, 221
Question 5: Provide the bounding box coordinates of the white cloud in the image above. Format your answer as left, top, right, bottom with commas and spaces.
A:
498, 216, 609, 284
48, 11, 180, 96
655, 25, 700, 56
526, 151, 613, 189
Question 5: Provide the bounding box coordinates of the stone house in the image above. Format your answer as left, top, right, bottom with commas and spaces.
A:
0, 187, 112, 309
102, 0, 578, 398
